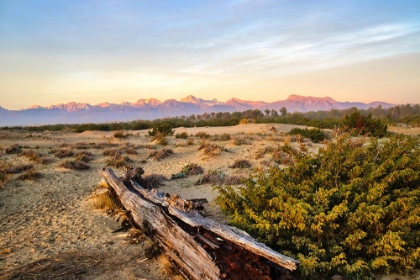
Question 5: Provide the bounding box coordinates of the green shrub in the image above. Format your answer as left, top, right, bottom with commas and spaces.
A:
113, 130, 129, 138
196, 131, 210, 139
342, 111, 388, 137
148, 123, 174, 137
171, 163, 204, 180
288, 127, 327, 143
175, 132, 189, 139
215, 134, 420, 279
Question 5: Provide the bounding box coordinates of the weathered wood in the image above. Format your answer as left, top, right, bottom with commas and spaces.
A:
100, 167, 299, 279
100, 168, 220, 280
130, 179, 298, 271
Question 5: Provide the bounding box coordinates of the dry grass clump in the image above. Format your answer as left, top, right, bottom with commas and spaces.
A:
176, 138, 194, 147
125, 147, 138, 155
199, 142, 227, 157
212, 133, 231, 141
195, 170, 244, 186
89, 142, 118, 149
5, 144, 22, 154
158, 137, 168, 146
17, 168, 42, 180
19, 149, 52, 164
196, 131, 211, 139
106, 154, 133, 168
171, 163, 204, 179
175, 132, 189, 139
75, 151, 93, 163
147, 148, 173, 161
113, 130, 131, 138
59, 160, 90, 170
54, 149, 74, 158
255, 146, 274, 159
103, 148, 119, 156
230, 159, 252, 169
5, 164, 34, 174
73, 142, 90, 149
233, 137, 250, 146
142, 174, 168, 189
91, 188, 120, 211
182, 163, 204, 175
0, 162, 11, 187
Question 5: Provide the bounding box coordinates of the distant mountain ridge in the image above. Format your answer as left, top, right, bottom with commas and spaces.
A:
0, 95, 396, 126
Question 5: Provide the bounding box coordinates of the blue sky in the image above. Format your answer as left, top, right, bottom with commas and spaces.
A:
0, 0, 419, 109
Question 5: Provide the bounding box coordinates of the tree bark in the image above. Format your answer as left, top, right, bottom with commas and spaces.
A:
99, 167, 299, 280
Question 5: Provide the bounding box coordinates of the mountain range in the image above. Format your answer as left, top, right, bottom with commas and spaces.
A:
0, 95, 395, 126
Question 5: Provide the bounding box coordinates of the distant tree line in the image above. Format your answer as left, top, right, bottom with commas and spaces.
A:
2, 104, 419, 137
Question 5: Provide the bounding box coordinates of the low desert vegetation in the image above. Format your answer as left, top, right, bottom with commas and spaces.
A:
287, 127, 327, 143
0, 162, 11, 187
212, 133, 231, 141
195, 131, 211, 139
215, 134, 420, 279
125, 147, 138, 155
148, 124, 174, 138
55, 149, 74, 159
229, 159, 252, 169
106, 154, 133, 168
16, 168, 42, 180
232, 137, 249, 146
5, 164, 34, 174
175, 132, 189, 139
195, 170, 244, 186
75, 151, 93, 163
171, 163, 204, 179
157, 137, 168, 146
91, 187, 120, 211
5, 144, 22, 154
59, 160, 90, 170
142, 174, 168, 189
73, 142, 90, 149
198, 142, 227, 157
113, 130, 131, 138
147, 148, 173, 161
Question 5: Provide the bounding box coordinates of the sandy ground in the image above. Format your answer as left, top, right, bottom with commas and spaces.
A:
0, 123, 419, 279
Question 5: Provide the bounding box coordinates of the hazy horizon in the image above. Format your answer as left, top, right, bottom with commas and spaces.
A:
1, 1, 419, 110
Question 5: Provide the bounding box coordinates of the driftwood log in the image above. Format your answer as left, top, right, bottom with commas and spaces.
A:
99, 167, 299, 280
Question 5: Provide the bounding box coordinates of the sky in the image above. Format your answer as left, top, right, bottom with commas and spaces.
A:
0, 0, 419, 110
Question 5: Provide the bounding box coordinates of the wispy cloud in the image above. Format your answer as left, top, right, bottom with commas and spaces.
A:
0, 0, 419, 108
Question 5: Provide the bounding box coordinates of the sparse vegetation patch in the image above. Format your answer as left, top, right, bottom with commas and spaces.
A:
171, 163, 204, 180
147, 148, 173, 161
142, 174, 168, 189
199, 142, 227, 157
55, 149, 74, 158
175, 132, 188, 139
59, 160, 90, 170
195, 170, 244, 185
5, 144, 22, 154
229, 159, 252, 169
